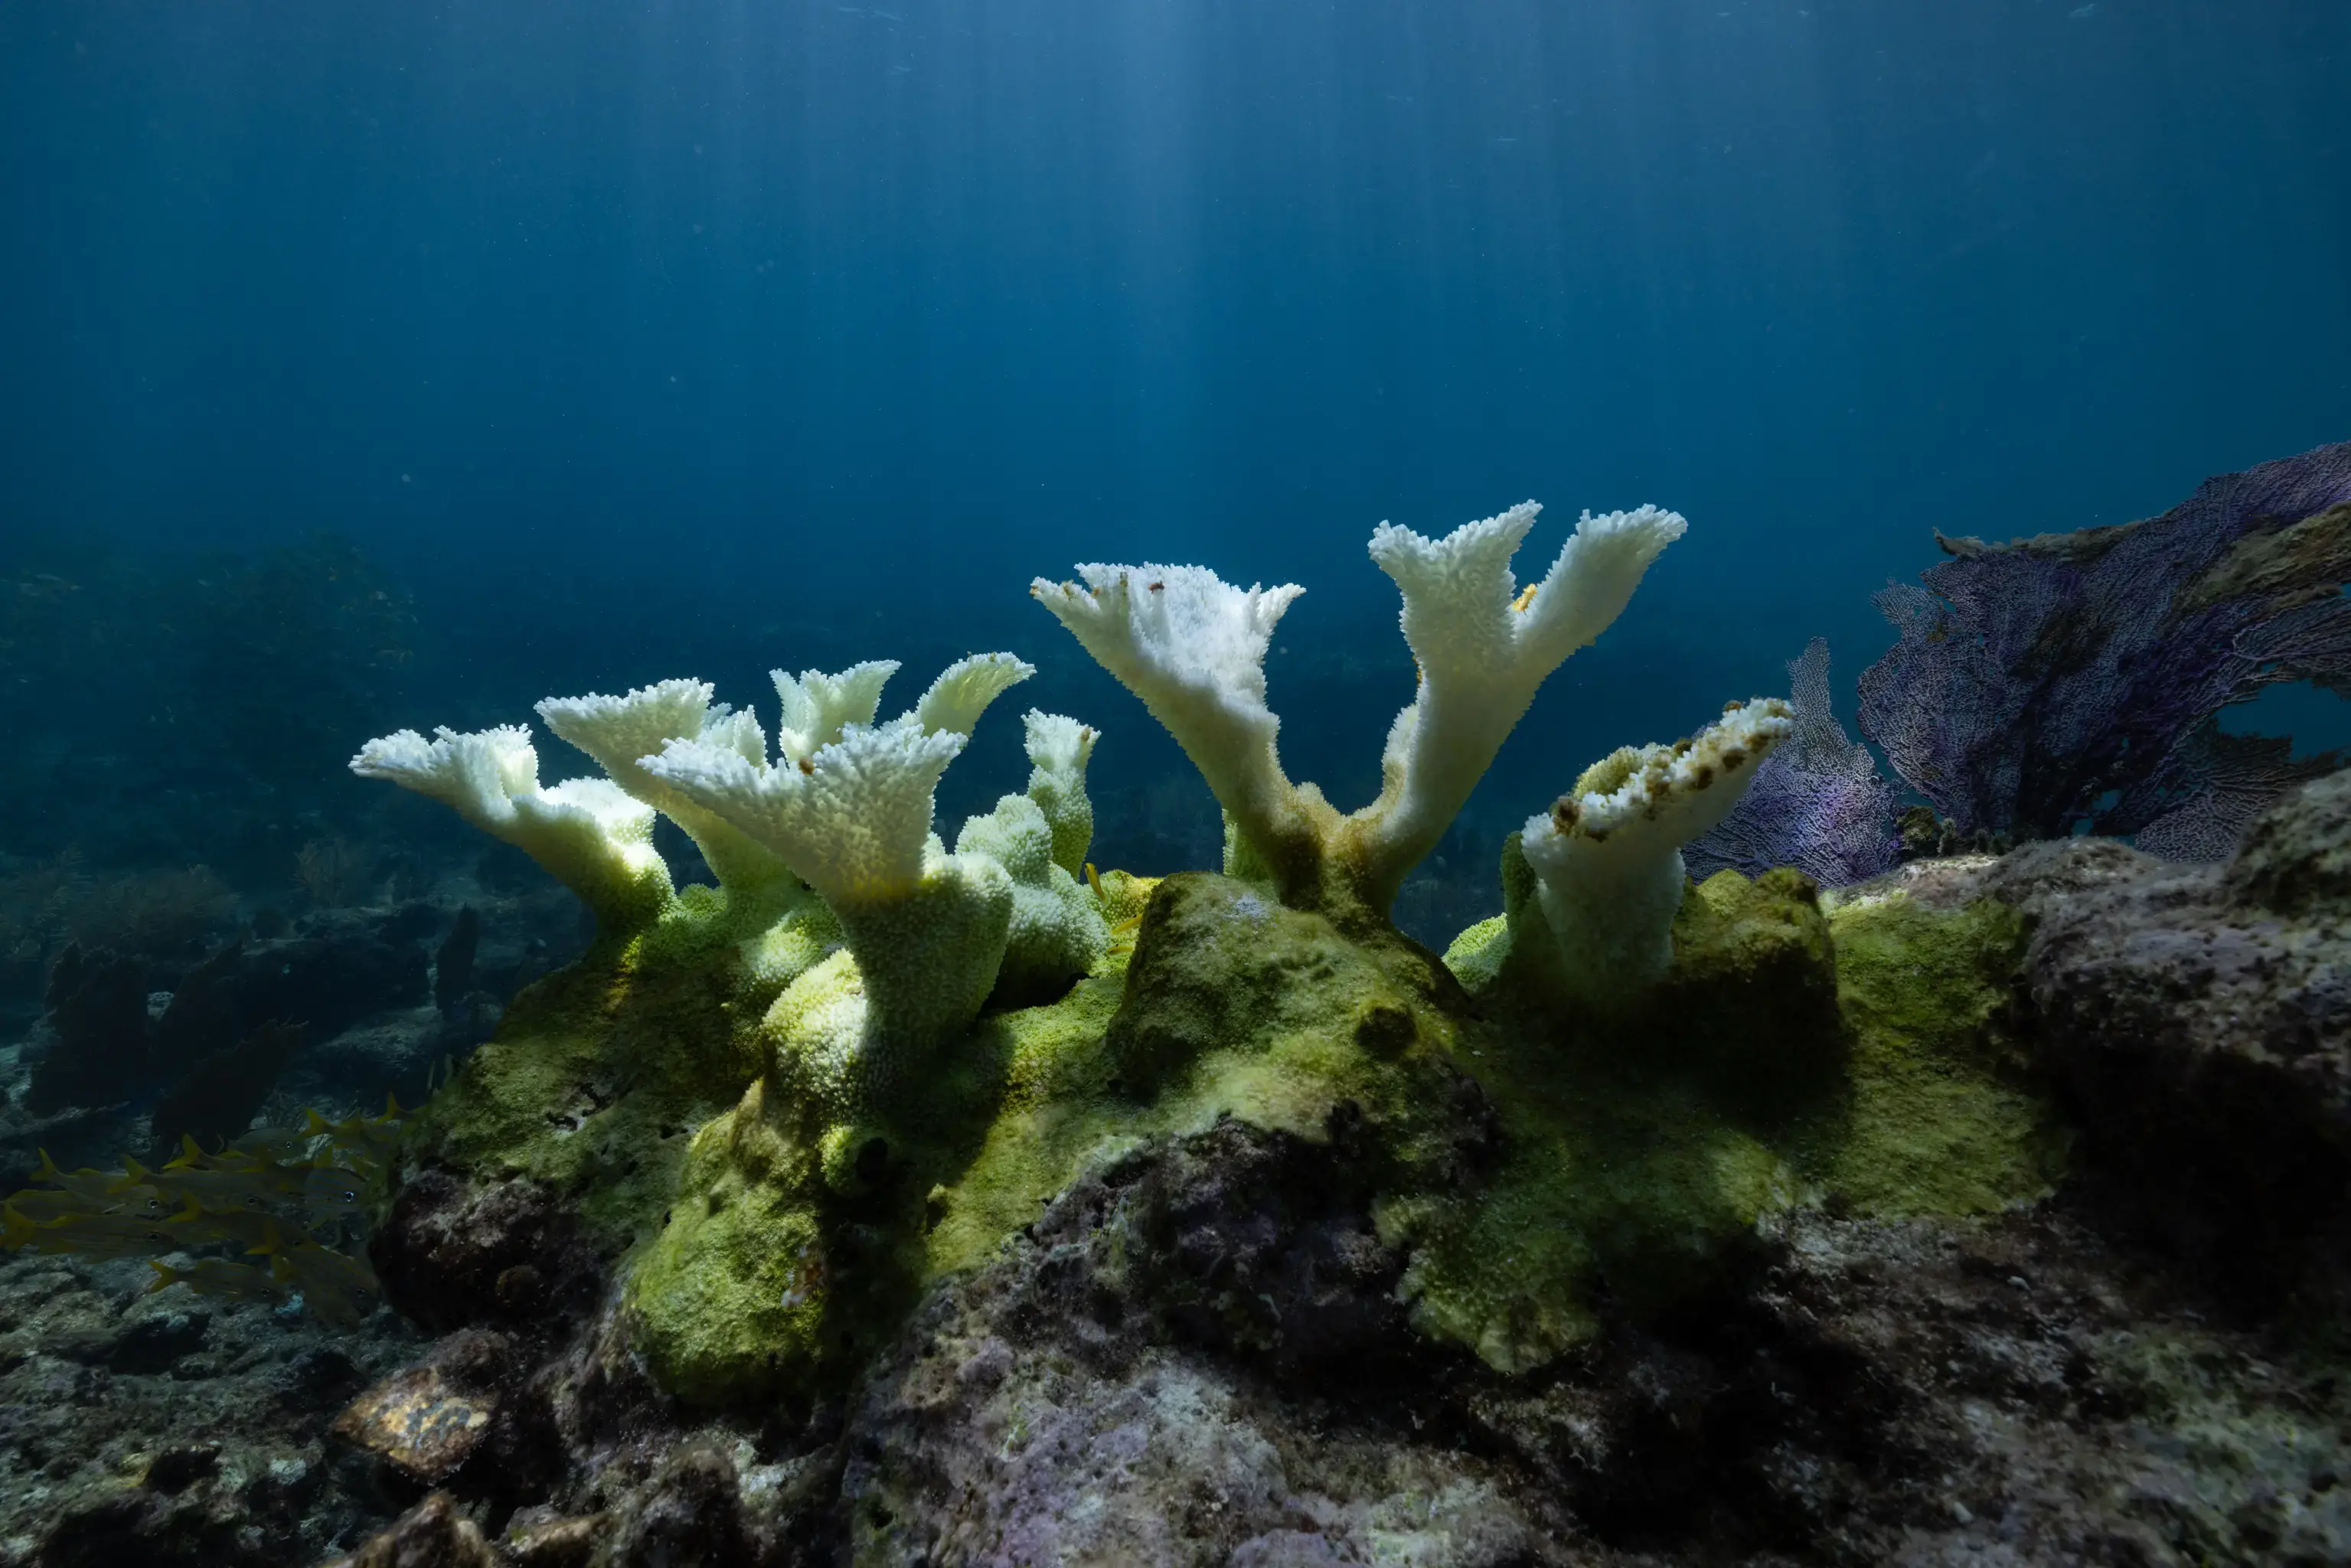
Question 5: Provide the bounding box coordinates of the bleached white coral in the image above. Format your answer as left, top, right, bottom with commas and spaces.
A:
1021, 710, 1099, 877
349, 725, 671, 926
773, 661, 899, 767
1032, 501, 1686, 916
761, 844, 1016, 1089
1517, 697, 1794, 1005
955, 791, 1109, 1004
1032, 564, 1304, 838
1363, 504, 1687, 887
642, 655, 1037, 1057
535, 679, 795, 896
915, 653, 1040, 739
645, 715, 966, 907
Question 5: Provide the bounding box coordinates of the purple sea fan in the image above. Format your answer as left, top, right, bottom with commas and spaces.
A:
1856, 439, 2351, 858
1688, 637, 1902, 887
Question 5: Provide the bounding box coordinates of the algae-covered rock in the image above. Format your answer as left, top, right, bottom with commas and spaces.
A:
1818, 879, 2065, 1217
393, 889, 828, 1253
1404, 867, 1842, 1369
1985, 778, 2351, 1315
2225, 765, 2351, 916
393, 836, 2082, 1402
621, 1075, 832, 1403
1408, 861, 2063, 1370
1107, 873, 1445, 1096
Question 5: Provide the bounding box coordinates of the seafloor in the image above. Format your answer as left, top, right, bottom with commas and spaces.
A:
0, 766, 2346, 1567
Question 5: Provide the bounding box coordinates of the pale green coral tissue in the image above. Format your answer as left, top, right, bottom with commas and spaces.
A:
354, 495, 2067, 1402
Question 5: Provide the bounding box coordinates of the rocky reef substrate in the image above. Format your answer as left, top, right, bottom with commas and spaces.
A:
11, 776, 2351, 1566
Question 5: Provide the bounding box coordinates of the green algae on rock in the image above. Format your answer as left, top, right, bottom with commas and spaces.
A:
1817, 883, 2066, 1217
353, 498, 2077, 1406
1420, 859, 2062, 1370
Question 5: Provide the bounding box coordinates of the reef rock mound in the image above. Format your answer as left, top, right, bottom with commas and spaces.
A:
1978, 770, 2351, 1315
322, 772, 2351, 1567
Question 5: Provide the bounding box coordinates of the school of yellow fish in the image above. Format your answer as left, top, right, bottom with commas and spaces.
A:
0, 1100, 404, 1326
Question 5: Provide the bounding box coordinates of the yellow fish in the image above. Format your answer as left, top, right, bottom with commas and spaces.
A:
2, 1187, 108, 1224
161, 1197, 282, 1254
301, 1161, 372, 1221
9, 1207, 178, 1259
266, 1241, 380, 1327
31, 1150, 139, 1207
227, 1125, 315, 1164
133, 1155, 296, 1212
148, 1256, 284, 1304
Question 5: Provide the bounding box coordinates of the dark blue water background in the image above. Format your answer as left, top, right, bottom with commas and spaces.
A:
5, 0, 2348, 906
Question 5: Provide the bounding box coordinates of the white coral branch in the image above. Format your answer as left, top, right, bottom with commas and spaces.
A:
1357, 503, 1687, 894
1519, 697, 1794, 1002
536, 680, 793, 894
773, 661, 900, 766
1030, 564, 1304, 843
1022, 709, 1101, 878
913, 652, 1037, 738
643, 714, 963, 909
349, 726, 669, 922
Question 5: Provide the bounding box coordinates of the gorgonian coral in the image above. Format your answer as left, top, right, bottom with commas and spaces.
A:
1857, 439, 2351, 857
1689, 639, 1902, 887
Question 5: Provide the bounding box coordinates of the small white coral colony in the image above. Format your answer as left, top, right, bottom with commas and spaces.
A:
1021, 710, 1100, 879
1519, 697, 1794, 1008
353, 655, 1109, 1116
1033, 501, 1690, 917
642, 654, 1050, 1063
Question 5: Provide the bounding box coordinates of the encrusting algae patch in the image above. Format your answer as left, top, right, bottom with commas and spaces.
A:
341, 497, 2072, 1403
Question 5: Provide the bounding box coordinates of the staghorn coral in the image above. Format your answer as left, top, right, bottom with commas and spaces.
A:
351, 652, 1125, 1395
1859, 439, 2351, 857
1033, 502, 1687, 923
350, 726, 674, 931
638, 654, 1043, 1093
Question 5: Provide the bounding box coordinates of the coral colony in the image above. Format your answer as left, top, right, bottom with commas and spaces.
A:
325, 497, 2059, 1400
1689, 637, 1903, 887
1859, 438, 2351, 858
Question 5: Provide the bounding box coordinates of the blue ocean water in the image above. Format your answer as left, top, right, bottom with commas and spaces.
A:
5, 0, 2348, 920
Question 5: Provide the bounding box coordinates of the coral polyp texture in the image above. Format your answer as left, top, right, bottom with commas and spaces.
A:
1514, 696, 1796, 1007
345, 497, 2071, 1419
